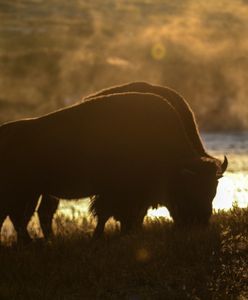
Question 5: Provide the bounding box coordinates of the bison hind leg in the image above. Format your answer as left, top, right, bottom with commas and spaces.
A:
0, 210, 7, 230
38, 194, 59, 239
0, 210, 7, 244
9, 193, 40, 244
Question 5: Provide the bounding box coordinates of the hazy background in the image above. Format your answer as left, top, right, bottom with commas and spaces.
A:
0, 0, 248, 130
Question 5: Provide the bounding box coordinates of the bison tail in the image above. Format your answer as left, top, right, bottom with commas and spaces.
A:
89, 195, 98, 217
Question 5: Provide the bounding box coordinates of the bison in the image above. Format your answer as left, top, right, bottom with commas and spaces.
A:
37, 82, 226, 238
0, 91, 227, 242
83, 82, 227, 236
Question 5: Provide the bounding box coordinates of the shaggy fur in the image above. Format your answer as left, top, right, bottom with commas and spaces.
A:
0, 91, 227, 241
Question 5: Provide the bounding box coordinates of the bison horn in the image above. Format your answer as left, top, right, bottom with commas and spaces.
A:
221, 155, 228, 173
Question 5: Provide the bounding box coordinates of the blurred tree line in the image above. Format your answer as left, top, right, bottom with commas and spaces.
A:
0, 0, 248, 130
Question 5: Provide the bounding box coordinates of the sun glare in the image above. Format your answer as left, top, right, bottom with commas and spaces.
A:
147, 206, 171, 219
213, 172, 248, 210
213, 176, 234, 211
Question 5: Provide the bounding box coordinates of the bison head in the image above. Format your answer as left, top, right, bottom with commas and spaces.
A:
166, 156, 228, 226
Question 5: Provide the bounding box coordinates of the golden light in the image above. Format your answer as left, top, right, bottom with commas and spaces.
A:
213, 172, 248, 211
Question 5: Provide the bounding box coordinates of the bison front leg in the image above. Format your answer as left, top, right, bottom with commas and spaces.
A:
93, 214, 109, 239
119, 208, 147, 235
115, 197, 148, 235
38, 194, 59, 239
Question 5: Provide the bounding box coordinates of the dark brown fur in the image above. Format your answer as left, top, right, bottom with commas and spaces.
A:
0, 91, 227, 241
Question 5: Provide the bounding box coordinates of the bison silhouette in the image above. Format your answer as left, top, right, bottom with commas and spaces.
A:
39, 82, 225, 238
0, 90, 227, 242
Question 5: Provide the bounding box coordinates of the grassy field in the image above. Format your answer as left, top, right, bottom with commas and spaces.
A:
0, 207, 247, 300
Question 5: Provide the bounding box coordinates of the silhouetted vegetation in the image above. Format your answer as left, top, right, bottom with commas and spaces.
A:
1, 0, 248, 130
0, 207, 247, 299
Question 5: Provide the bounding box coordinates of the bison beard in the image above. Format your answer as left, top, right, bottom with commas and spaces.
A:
0, 86, 228, 242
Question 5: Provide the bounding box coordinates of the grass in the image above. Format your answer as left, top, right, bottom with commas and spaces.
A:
0, 207, 247, 300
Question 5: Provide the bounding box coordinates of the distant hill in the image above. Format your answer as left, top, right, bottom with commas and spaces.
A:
0, 0, 248, 130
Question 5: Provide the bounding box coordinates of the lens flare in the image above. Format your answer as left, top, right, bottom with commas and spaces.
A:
151, 43, 166, 60
135, 247, 151, 262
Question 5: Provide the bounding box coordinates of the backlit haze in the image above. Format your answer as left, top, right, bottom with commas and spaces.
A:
1, 0, 248, 130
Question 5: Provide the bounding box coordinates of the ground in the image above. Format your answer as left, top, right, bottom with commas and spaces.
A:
0, 207, 247, 300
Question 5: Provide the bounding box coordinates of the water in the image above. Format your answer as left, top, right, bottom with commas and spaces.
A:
204, 132, 248, 210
